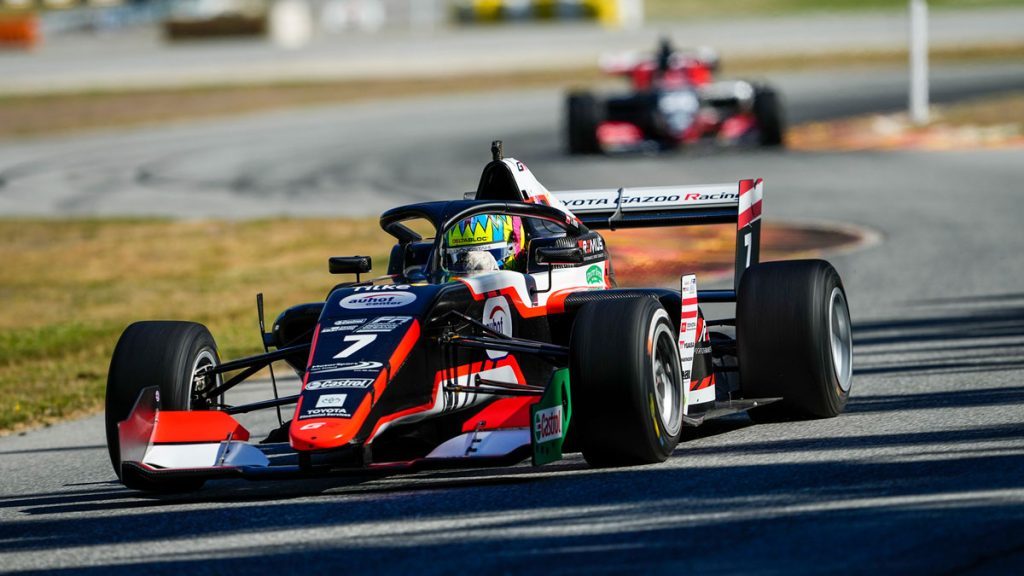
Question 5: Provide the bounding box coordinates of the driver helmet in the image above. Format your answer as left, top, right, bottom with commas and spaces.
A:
445, 214, 525, 274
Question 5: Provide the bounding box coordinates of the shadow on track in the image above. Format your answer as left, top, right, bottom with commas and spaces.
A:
852, 296, 1024, 379
4, 443, 1023, 574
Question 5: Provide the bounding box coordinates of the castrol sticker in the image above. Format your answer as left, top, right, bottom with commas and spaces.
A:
533, 405, 563, 444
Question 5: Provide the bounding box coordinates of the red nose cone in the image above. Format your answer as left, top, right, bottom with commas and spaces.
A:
289, 418, 351, 451
289, 394, 372, 451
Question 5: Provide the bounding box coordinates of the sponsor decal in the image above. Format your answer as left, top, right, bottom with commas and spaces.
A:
577, 237, 605, 255
322, 319, 366, 333
684, 192, 738, 201
356, 316, 412, 333
482, 296, 512, 359
516, 161, 526, 172
695, 346, 712, 355
309, 361, 383, 374
534, 405, 563, 444
531, 368, 571, 466
316, 394, 348, 408
322, 319, 367, 333
562, 192, 738, 209
322, 325, 356, 334
685, 321, 697, 331
586, 265, 603, 285
340, 292, 416, 310
305, 379, 373, 390
300, 422, 326, 430
352, 284, 410, 292
300, 407, 351, 419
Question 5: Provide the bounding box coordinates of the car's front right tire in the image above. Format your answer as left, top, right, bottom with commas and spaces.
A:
106, 321, 218, 491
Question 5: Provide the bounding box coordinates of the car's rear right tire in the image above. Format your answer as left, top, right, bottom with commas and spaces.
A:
737, 260, 852, 421
566, 91, 601, 155
753, 85, 785, 147
570, 297, 684, 467
106, 321, 219, 491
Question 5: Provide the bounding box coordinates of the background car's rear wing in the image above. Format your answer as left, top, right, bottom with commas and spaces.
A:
553, 179, 763, 290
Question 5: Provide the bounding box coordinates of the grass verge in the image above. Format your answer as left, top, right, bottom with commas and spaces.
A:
2, 42, 1023, 139
0, 218, 860, 434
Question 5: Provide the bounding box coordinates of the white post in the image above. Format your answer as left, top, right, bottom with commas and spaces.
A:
909, 0, 929, 125
410, 0, 440, 32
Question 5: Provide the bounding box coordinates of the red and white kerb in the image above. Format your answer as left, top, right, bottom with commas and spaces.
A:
737, 178, 764, 230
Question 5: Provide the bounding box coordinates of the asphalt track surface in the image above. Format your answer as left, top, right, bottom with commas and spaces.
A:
1, 64, 1024, 574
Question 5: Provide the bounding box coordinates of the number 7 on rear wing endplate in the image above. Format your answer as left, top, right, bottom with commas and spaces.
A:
553, 178, 764, 293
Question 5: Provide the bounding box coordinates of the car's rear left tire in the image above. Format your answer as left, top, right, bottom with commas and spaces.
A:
105, 321, 219, 491
737, 260, 852, 421
570, 297, 684, 467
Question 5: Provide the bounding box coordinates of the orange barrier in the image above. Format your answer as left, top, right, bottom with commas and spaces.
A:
0, 14, 40, 49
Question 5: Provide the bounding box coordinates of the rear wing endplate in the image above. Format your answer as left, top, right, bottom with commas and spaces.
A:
554, 179, 764, 290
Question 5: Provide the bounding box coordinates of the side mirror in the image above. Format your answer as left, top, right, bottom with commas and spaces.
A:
329, 256, 372, 276
536, 247, 585, 266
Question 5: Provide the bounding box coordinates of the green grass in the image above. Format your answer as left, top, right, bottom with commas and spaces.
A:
0, 218, 392, 432
645, 0, 1024, 20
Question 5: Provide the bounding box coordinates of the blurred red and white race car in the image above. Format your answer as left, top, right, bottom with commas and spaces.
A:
566, 39, 785, 154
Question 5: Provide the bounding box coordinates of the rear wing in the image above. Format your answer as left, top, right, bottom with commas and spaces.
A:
553, 179, 764, 290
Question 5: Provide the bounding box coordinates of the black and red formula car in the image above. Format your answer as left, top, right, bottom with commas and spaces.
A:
105, 142, 851, 492
566, 39, 785, 154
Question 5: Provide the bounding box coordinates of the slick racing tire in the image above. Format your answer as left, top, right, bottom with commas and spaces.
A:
753, 85, 785, 147
737, 260, 853, 421
570, 297, 684, 466
105, 321, 220, 491
566, 91, 601, 155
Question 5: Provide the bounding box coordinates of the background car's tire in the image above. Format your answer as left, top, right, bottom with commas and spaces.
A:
570, 297, 684, 466
737, 260, 853, 421
566, 91, 601, 155
753, 85, 785, 147
105, 321, 219, 490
